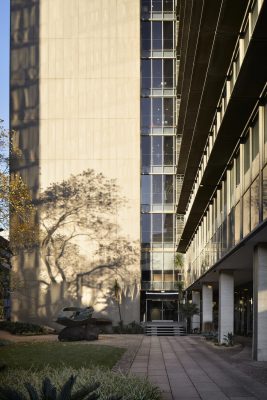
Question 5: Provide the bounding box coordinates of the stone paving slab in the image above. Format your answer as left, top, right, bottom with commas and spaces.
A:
129, 336, 267, 400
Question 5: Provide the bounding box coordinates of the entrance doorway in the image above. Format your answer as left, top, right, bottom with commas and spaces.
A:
147, 299, 178, 321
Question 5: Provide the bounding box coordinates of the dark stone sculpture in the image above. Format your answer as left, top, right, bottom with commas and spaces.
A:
56, 307, 99, 341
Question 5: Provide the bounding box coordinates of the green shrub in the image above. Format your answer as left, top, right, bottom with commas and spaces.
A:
0, 366, 161, 400
0, 374, 122, 400
113, 321, 144, 334
0, 321, 46, 335
223, 332, 234, 346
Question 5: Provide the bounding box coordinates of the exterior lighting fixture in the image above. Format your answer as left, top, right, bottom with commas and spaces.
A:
207, 285, 212, 289
161, 290, 165, 293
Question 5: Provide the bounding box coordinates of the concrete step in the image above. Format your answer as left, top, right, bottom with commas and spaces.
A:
145, 324, 186, 336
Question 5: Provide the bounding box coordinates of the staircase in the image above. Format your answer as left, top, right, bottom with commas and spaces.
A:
145, 321, 186, 336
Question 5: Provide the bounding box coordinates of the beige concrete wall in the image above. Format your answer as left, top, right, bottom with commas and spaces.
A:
11, 0, 141, 326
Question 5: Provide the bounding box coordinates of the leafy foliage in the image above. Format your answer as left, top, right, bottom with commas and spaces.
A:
0, 120, 37, 248
174, 253, 184, 269
180, 302, 199, 333
0, 374, 122, 400
0, 367, 161, 400
179, 302, 199, 319
112, 321, 144, 334
223, 332, 234, 346
0, 321, 45, 335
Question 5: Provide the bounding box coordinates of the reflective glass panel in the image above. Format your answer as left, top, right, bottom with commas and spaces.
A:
244, 133, 250, 173
153, 175, 162, 204
163, 214, 173, 242
141, 98, 151, 128
163, 59, 173, 88
142, 60, 151, 91
152, 136, 163, 165
164, 136, 173, 164
236, 152, 240, 186
243, 189, 250, 236
152, 214, 163, 242
142, 175, 151, 205
152, 0, 162, 12
142, 136, 151, 173
142, 214, 151, 243
152, 59, 162, 89
163, 0, 173, 11
163, 98, 173, 126
141, 0, 151, 18
235, 202, 241, 244
153, 98, 162, 126
252, 115, 259, 161
163, 175, 173, 203
141, 251, 151, 271
141, 22, 151, 52
163, 22, 173, 50
251, 177, 260, 229
163, 253, 174, 269
152, 22, 162, 50
152, 252, 163, 269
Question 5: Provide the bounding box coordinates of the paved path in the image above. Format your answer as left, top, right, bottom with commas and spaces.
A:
130, 336, 267, 400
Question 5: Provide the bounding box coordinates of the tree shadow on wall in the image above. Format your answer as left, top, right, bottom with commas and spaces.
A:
29, 169, 140, 325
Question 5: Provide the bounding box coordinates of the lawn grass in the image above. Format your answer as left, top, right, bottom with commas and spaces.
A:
0, 342, 125, 369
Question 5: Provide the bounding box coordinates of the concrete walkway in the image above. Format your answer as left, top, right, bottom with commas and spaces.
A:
130, 336, 267, 400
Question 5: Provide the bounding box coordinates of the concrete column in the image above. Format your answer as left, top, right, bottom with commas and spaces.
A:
202, 284, 213, 332
219, 271, 234, 343
253, 244, 267, 361
192, 291, 200, 332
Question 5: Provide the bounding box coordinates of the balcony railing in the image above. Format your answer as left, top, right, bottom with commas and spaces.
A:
141, 281, 180, 290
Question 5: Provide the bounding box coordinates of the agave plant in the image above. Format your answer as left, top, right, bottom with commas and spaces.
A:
0, 375, 123, 400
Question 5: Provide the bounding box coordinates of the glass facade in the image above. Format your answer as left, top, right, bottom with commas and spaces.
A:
186, 101, 267, 287
140, 0, 177, 313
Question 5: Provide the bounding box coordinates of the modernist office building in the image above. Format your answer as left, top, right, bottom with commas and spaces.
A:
176, 0, 267, 361
10, 0, 180, 326
10, 0, 267, 359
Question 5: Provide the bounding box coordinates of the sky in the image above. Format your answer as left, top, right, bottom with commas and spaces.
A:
0, 0, 10, 129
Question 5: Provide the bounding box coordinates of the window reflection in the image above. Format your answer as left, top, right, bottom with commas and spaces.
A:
141, 22, 151, 53
251, 177, 259, 229
243, 189, 250, 236
142, 175, 151, 207
152, 136, 162, 165
153, 214, 163, 242
141, 98, 151, 128
152, 59, 162, 88
152, 22, 162, 50
141, 251, 151, 270
252, 115, 259, 161
163, 98, 173, 125
163, 214, 173, 242
164, 136, 173, 164
163, 22, 173, 50
142, 214, 151, 244
153, 98, 162, 126
142, 60, 151, 91
163, 0, 173, 12
164, 59, 173, 87
153, 175, 162, 204
236, 152, 240, 186
141, 0, 151, 18
164, 175, 173, 203
244, 133, 250, 173
152, 0, 162, 12
142, 136, 151, 172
